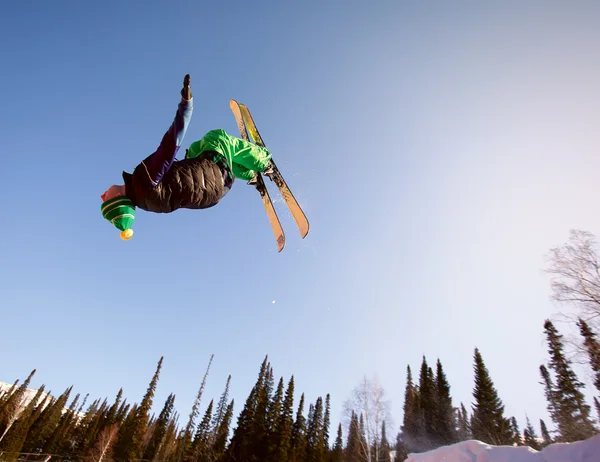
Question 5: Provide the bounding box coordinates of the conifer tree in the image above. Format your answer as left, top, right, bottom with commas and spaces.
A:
248, 362, 273, 460
77, 392, 89, 416
358, 412, 368, 459
0, 384, 46, 461
306, 402, 315, 456
91, 399, 115, 455
523, 416, 541, 450
42, 395, 80, 454
156, 418, 179, 462
227, 356, 269, 461
61, 393, 85, 453
0, 369, 36, 443
131, 356, 164, 459
577, 318, 600, 394
143, 392, 175, 461
26, 392, 53, 442
306, 397, 325, 462
47, 391, 83, 454
594, 397, 600, 424
189, 399, 214, 460
89, 398, 111, 444
213, 399, 234, 460
276, 376, 295, 462
290, 393, 307, 462
180, 354, 213, 461
332, 423, 343, 462
435, 359, 457, 446
539, 365, 557, 423
399, 365, 421, 453
456, 403, 470, 441
418, 357, 437, 449
115, 399, 130, 423
470, 348, 512, 445
541, 320, 596, 441
269, 377, 284, 428
266, 377, 285, 460
112, 403, 139, 460
22, 385, 73, 453
71, 397, 103, 456
104, 388, 123, 427
323, 394, 331, 452
0, 380, 19, 416
509, 417, 522, 445
540, 419, 553, 447
227, 390, 254, 460
210, 375, 231, 445
345, 411, 362, 462
393, 432, 408, 462
380, 420, 392, 462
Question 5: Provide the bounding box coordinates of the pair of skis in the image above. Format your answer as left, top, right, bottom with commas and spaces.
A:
229, 100, 309, 252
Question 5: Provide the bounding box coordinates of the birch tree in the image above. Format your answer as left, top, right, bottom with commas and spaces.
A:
85, 423, 119, 462
343, 375, 393, 462
546, 229, 600, 329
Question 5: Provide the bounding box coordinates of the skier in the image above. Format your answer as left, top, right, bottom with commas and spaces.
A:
100, 74, 274, 240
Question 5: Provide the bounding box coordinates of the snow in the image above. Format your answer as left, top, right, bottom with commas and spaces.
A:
404, 434, 600, 462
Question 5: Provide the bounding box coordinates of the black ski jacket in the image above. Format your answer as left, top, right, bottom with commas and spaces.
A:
123, 151, 234, 213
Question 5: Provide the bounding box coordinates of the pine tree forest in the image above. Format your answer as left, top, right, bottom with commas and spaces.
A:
2, 230, 600, 461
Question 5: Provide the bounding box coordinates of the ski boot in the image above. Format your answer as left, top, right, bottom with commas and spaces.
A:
248, 160, 275, 186
262, 160, 275, 180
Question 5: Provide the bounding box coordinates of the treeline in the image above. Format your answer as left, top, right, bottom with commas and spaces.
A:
0, 355, 339, 462
1, 324, 599, 462
3, 230, 600, 461
392, 317, 600, 459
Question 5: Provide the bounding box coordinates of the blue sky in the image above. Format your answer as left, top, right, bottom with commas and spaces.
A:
2, 0, 600, 440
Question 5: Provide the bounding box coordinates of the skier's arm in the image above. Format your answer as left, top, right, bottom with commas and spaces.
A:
143, 95, 193, 185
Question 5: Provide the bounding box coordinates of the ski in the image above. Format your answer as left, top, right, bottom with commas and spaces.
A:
229, 99, 285, 252
238, 104, 310, 239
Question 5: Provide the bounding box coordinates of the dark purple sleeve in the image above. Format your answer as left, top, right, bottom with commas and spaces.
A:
143, 98, 194, 185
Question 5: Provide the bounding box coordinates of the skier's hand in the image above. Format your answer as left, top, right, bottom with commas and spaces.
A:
181, 74, 192, 100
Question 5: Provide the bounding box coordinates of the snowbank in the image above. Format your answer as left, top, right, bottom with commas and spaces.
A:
405, 433, 600, 462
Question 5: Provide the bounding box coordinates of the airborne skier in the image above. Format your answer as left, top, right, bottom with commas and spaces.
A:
100, 74, 275, 240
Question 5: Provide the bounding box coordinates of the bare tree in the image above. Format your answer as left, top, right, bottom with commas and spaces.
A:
343, 375, 393, 462
85, 423, 119, 462
546, 229, 600, 325
545, 229, 600, 364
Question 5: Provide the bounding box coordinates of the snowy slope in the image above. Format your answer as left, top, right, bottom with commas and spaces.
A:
0, 381, 53, 411
0, 381, 84, 420
405, 434, 600, 462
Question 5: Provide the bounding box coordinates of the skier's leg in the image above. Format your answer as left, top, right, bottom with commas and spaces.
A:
229, 142, 273, 181
142, 77, 193, 186
231, 163, 254, 182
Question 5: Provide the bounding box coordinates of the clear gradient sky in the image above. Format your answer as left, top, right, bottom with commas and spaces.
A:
2, 0, 600, 439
